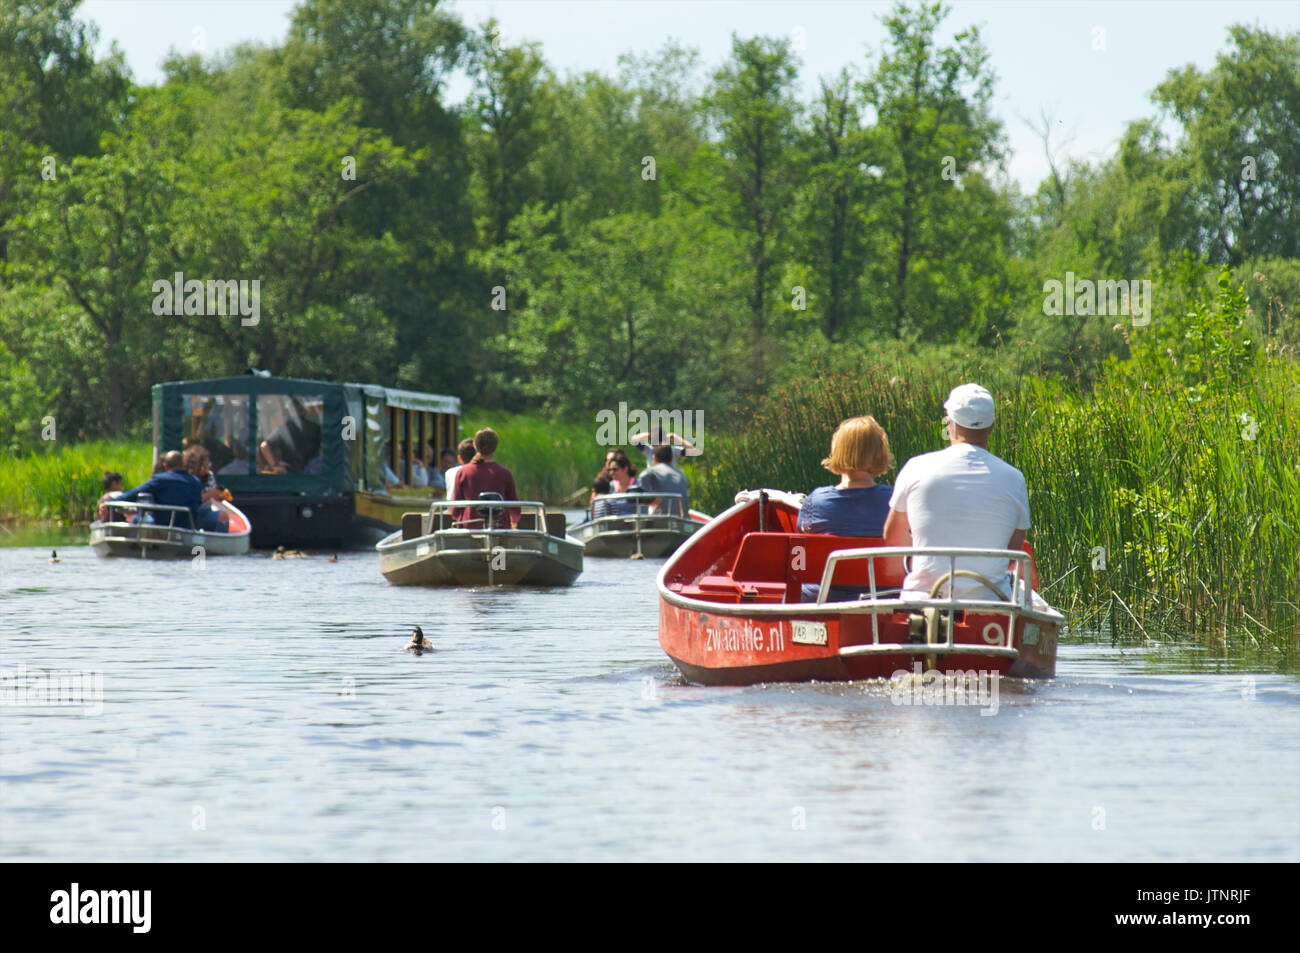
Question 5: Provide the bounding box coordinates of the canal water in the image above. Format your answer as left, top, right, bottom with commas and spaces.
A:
1, 527, 1297, 862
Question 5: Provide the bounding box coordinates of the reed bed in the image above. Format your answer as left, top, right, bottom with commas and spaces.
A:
691, 358, 1300, 659
459, 410, 599, 505
0, 440, 153, 525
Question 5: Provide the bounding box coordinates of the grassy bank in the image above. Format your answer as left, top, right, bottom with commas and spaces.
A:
690, 353, 1300, 658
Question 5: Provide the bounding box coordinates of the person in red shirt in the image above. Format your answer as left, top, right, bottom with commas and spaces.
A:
450, 428, 521, 527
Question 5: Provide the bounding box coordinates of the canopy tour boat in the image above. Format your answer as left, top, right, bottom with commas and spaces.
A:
570, 493, 710, 558
90, 498, 251, 558
152, 372, 459, 548
657, 491, 1062, 686
376, 497, 583, 586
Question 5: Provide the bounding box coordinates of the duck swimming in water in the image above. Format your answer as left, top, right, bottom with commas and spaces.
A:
404, 626, 432, 655
49, 549, 60, 564
272, 546, 306, 560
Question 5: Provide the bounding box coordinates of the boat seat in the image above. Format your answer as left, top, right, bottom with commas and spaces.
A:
544, 513, 567, 538
516, 513, 537, 531
401, 512, 424, 540
729, 532, 907, 602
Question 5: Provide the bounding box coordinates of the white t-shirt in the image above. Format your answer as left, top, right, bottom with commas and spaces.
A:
889, 443, 1030, 599
442, 465, 462, 497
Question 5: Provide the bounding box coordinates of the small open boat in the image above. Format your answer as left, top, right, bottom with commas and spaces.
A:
657, 491, 1063, 686
376, 498, 583, 586
90, 498, 252, 558
570, 493, 710, 558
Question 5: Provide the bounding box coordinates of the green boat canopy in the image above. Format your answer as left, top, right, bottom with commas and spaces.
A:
152, 374, 461, 497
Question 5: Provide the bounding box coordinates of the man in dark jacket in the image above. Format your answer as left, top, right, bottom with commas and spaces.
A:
117, 451, 203, 528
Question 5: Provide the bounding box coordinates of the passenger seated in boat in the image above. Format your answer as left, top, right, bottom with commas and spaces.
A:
117, 451, 203, 529
884, 384, 1039, 605
590, 476, 621, 519
798, 415, 895, 602
598, 453, 643, 515
426, 443, 447, 491
410, 449, 429, 487
382, 441, 402, 488
441, 439, 474, 497
438, 447, 457, 485
450, 428, 520, 528
184, 445, 230, 533
605, 451, 638, 494
636, 443, 690, 517
96, 471, 124, 522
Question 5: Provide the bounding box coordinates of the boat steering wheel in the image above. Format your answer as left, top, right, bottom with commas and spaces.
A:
927, 570, 1009, 601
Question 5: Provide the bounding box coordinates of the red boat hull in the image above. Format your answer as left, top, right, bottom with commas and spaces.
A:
657, 494, 1061, 686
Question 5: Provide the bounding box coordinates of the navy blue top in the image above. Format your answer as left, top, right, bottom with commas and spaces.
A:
797, 484, 893, 537
119, 470, 203, 527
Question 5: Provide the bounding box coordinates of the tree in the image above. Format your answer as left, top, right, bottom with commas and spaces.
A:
860, 1, 1008, 340
793, 68, 872, 340
0, 0, 129, 263
704, 34, 801, 381
1152, 25, 1300, 264
464, 18, 552, 247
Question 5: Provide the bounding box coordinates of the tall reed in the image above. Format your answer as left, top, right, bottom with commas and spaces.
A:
0, 441, 153, 524
455, 411, 599, 505
692, 357, 1299, 658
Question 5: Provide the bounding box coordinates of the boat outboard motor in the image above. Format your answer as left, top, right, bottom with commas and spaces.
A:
476, 492, 503, 530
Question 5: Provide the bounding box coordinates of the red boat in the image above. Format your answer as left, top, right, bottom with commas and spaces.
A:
657, 491, 1062, 686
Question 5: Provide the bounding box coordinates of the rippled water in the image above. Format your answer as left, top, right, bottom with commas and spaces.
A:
2, 528, 1297, 861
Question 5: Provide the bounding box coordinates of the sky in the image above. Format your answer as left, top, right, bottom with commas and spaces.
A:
80, 0, 1300, 194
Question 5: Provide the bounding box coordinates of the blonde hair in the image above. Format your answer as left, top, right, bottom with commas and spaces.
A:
821, 416, 894, 477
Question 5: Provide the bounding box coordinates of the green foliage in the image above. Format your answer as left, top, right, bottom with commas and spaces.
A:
431, 409, 595, 506
0, 439, 151, 522
1151, 25, 1300, 264
1116, 257, 1258, 397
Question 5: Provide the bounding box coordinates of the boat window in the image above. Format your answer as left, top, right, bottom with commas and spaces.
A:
256, 394, 324, 475
183, 394, 252, 475
365, 395, 385, 489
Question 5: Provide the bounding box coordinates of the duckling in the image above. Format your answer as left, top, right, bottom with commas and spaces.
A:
49, 549, 60, 564
328, 553, 339, 563
272, 545, 306, 560
629, 552, 646, 560
403, 626, 433, 655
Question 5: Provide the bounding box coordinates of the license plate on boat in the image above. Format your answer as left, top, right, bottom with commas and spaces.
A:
791, 621, 827, 645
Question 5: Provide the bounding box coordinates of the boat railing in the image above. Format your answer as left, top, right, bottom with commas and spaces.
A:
423, 498, 550, 532
101, 498, 195, 546
584, 492, 688, 522
817, 546, 1030, 656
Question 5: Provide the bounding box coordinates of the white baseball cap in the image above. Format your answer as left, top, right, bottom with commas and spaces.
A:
944, 383, 995, 429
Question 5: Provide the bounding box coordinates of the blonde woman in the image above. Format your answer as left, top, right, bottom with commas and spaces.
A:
797, 415, 895, 537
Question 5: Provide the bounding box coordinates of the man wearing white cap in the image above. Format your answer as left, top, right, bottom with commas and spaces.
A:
883, 383, 1031, 601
